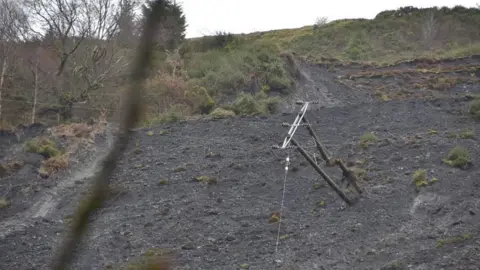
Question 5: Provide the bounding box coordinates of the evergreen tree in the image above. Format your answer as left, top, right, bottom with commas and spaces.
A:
141, 0, 187, 50
116, 0, 137, 47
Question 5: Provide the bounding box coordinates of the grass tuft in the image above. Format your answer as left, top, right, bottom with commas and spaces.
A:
359, 132, 377, 149
443, 146, 471, 169
0, 197, 8, 209
209, 108, 236, 118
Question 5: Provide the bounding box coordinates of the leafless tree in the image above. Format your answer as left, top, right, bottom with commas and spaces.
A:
0, 0, 29, 120
28, 49, 41, 123
313, 16, 328, 31
22, 0, 89, 76
421, 10, 437, 45
21, 0, 137, 121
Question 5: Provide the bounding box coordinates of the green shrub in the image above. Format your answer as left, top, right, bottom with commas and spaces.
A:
413, 169, 428, 187
184, 85, 215, 114
185, 43, 294, 97
143, 104, 190, 126
359, 132, 377, 148
266, 75, 293, 94
229, 92, 280, 116
24, 137, 61, 158
443, 146, 471, 169
460, 129, 475, 139
412, 169, 439, 188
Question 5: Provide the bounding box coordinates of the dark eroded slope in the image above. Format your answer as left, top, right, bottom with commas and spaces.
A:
1, 97, 479, 270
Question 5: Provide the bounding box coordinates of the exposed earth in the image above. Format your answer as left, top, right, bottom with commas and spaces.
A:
1, 56, 480, 270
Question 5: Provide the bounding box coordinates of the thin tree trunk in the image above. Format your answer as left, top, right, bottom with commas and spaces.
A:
32, 58, 39, 123
0, 56, 8, 121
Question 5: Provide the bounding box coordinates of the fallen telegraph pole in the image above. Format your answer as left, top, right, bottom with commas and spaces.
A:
273, 100, 362, 205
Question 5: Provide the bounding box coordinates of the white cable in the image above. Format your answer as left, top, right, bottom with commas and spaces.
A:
281, 102, 309, 149
274, 102, 309, 267
274, 153, 290, 266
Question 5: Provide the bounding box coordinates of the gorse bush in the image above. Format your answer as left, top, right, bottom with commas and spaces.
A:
185, 43, 294, 96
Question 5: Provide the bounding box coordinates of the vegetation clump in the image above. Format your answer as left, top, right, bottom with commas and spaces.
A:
209, 108, 236, 119
120, 248, 172, 270
268, 212, 280, 223
443, 146, 471, 169
437, 234, 472, 247
459, 129, 475, 139
0, 160, 24, 177
173, 166, 186, 172
468, 100, 480, 120
39, 154, 69, 178
193, 175, 217, 185
0, 197, 8, 209
239, 263, 250, 269
413, 169, 428, 187
158, 179, 169, 185
227, 92, 281, 116
24, 136, 69, 177
412, 169, 438, 188
24, 137, 61, 158
359, 132, 377, 149
349, 167, 368, 181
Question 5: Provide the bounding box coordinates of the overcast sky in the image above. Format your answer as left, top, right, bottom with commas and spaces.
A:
178, 0, 479, 38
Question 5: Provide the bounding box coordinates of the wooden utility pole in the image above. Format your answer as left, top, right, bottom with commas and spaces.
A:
275, 100, 363, 205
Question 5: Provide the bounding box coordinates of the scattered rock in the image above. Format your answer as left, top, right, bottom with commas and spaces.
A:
181, 243, 195, 250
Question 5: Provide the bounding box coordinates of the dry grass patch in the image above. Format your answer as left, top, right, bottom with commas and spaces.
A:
48, 112, 108, 154
0, 160, 24, 177
39, 154, 69, 178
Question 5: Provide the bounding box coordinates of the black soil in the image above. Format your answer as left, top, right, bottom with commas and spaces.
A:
1, 58, 479, 270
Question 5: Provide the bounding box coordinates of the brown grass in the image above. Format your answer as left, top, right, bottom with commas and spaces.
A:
0, 160, 24, 177
39, 154, 69, 177
48, 111, 108, 154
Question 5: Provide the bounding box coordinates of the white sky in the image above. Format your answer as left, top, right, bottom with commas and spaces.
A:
178, 0, 479, 38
